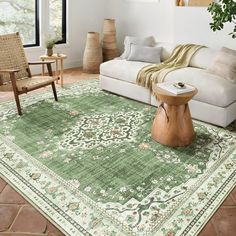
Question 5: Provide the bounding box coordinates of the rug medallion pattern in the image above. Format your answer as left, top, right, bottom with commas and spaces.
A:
60, 111, 143, 150
0, 80, 235, 236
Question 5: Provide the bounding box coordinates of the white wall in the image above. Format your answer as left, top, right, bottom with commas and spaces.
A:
105, 0, 235, 52
26, 0, 107, 74
173, 6, 236, 49
105, 0, 174, 51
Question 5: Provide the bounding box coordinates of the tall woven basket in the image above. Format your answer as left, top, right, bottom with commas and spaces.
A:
102, 19, 119, 61
83, 32, 103, 74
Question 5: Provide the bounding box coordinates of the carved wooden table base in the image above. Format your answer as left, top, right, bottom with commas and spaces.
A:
152, 84, 198, 147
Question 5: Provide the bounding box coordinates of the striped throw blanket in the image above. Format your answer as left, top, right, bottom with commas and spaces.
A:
136, 44, 205, 93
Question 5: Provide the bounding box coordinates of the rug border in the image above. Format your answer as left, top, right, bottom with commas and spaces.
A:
193, 174, 236, 236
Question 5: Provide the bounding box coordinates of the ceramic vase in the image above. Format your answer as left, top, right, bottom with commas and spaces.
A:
46, 48, 53, 56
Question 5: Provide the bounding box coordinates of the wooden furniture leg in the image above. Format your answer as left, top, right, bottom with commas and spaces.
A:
13, 92, 22, 116
47, 63, 58, 102
51, 82, 58, 101
60, 58, 64, 87
47, 63, 53, 76
42, 59, 45, 76
56, 59, 59, 84
10, 72, 22, 115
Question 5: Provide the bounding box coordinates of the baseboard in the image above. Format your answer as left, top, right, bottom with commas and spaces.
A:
64, 60, 82, 69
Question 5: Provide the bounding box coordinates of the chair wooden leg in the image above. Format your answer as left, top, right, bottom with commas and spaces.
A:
51, 82, 58, 101
13, 90, 22, 116
9, 72, 22, 115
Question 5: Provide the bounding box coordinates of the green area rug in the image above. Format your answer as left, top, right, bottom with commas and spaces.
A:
0, 80, 235, 236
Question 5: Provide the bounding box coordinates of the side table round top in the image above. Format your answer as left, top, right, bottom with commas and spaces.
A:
153, 84, 198, 106
40, 54, 67, 60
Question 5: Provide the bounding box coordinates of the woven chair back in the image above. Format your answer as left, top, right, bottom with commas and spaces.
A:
0, 33, 29, 85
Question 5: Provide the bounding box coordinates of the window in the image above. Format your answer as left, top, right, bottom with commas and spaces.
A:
0, 0, 39, 47
49, 0, 67, 44
0, 0, 67, 47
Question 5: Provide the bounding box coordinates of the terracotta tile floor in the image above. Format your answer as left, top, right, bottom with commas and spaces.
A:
0, 178, 64, 236
0, 68, 235, 235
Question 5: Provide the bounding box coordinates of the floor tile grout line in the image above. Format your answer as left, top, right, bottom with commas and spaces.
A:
230, 193, 236, 206
211, 219, 220, 236
0, 182, 7, 194
228, 194, 236, 206
0, 203, 29, 206
221, 194, 236, 207
0, 233, 46, 235
221, 205, 236, 209
8, 204, 24, 231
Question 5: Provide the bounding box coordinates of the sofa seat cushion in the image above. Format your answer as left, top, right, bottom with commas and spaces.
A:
100, 60, 236, 108
100, 59, 150, 84
164, 67, 236, 108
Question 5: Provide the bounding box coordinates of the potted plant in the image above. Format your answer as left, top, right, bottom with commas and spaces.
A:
45, 36, 60, 56
208, 0, 236, 38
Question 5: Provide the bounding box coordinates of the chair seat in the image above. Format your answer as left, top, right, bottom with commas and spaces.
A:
0, 76, 58, 92
17, 76, 58, 92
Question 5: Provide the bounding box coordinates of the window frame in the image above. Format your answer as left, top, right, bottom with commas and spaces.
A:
25, 0, 67, 48
56, 0, 67, 45
23, 0, 40, 48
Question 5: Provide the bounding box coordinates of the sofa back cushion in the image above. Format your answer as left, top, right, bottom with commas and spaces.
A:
189, 47, 218, 69
120, 36, 156, 59
207, 47, 236, 83
155, 42, 177, 62
127, 44, 162, 64
155, 42, 218, 70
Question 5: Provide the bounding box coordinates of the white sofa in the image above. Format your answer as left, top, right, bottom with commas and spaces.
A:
100, 43, 236, 127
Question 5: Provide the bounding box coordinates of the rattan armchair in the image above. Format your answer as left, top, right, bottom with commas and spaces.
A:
0, 32, 59, 115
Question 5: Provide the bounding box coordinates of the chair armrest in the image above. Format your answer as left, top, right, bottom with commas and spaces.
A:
0, 69, 18, 87
29, 61, 54, 76
0, 69, 20, 74
28, 61, 55, 65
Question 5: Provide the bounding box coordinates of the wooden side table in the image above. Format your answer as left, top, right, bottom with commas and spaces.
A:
152, 84, 198, 147
40, 54, 67, 87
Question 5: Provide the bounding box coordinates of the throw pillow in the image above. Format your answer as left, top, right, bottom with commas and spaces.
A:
207, 47, 236, 83
120, 36, 155, 59
127, 44, 162, 64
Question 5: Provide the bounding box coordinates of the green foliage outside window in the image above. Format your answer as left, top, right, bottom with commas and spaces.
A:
208, 0, 236, 38
0, 0, 36, 45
